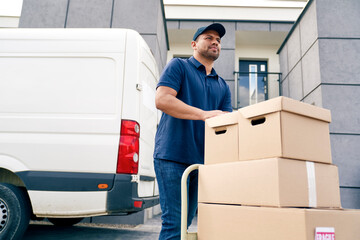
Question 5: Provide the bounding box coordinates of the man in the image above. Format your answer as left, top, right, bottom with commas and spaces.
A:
154, 23, 232, 240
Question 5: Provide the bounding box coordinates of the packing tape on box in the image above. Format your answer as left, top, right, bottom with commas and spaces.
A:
306, 161, 317, 208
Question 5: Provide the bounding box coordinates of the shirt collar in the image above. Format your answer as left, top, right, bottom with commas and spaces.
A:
189, 56, 219, 78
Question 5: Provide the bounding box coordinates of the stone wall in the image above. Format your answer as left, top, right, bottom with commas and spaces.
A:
19, 0, 168, 72
279, 0, 360, 208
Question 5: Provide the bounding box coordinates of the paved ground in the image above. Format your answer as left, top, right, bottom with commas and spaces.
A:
23, 214, 198, 240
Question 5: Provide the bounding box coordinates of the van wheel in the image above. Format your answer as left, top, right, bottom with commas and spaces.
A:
0, 183, 31, 240
48, 217, 84, 226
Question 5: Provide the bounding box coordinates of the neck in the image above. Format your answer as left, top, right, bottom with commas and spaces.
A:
193, 54, 214, 75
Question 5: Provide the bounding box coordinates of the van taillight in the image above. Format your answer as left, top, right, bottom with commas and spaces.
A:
117, 120, 140, 174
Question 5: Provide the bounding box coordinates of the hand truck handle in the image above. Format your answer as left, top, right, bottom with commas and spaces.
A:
181, 164, 202, 240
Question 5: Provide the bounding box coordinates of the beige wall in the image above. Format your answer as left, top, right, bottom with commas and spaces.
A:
167, 43, 193, 63
0, 16, 19, 28
0, 0, 22, 28
164, 0, 306, 21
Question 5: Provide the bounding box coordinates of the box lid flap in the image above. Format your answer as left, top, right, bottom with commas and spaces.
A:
238, 96, 331, 122
206, 111, 239, 128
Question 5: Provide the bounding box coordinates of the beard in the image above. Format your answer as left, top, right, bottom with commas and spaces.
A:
198, 47, 220, 61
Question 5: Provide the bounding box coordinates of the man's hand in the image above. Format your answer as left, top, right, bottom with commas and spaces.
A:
200, 110, 225, 121
155, 86, 225, 121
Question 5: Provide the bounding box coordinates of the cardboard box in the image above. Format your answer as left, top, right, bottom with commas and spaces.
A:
198, 204, 360, 240
205, 96, 332, 164
205, 111, 239, 165
198, 158, 341, 208
238, 97, 332, 163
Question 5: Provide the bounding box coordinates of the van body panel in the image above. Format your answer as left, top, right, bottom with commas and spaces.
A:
0, 155, 29, 172
28, 190, 108, 217
1, 133, 119, 173
0, 57, 120, 115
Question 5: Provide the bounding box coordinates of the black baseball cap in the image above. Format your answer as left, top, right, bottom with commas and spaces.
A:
192, 23, 226, 41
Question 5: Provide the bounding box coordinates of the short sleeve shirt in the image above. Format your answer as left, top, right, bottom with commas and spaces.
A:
153, 57, 232, 165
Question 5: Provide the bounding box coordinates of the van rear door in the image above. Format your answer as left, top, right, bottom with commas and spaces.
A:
137, 40, 159, 198
121, 30, 159, 200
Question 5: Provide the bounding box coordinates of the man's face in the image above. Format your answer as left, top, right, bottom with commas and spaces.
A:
193, 30, 221, 61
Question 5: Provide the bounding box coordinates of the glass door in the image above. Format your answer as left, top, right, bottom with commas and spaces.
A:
238, 60, 268, 108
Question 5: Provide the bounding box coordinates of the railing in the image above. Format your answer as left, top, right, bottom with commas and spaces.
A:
232, 71, 282, 109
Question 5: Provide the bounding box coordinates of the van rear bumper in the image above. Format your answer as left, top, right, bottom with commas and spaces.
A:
106, 174, 159, 214
16, 171, 159, 214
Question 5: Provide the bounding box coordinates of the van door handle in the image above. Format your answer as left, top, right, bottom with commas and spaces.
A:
136, 84, 143, 91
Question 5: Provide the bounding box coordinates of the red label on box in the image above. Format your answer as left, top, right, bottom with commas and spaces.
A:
315, 227, 335, 240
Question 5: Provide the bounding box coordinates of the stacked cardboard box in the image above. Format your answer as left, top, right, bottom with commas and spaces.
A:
198, 96, 360, 240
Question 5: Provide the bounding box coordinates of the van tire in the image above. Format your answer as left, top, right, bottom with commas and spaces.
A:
48, 217, 84, 226
0, 183, 31, 240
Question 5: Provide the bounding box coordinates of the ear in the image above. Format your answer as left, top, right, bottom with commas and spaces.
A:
191, 41, 197, 50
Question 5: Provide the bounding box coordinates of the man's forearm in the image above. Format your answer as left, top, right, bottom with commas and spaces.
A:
156, 93, 223, 121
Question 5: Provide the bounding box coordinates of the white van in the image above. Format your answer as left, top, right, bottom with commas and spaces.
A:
0, 28, 160, 239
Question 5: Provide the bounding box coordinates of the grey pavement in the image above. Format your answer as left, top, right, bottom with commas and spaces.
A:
23, 214, 198, 240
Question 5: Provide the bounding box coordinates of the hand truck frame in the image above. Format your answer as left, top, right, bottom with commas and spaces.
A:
180, 164, 202, 240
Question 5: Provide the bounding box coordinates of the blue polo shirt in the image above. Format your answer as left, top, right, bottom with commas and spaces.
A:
153, 57, 232, 165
